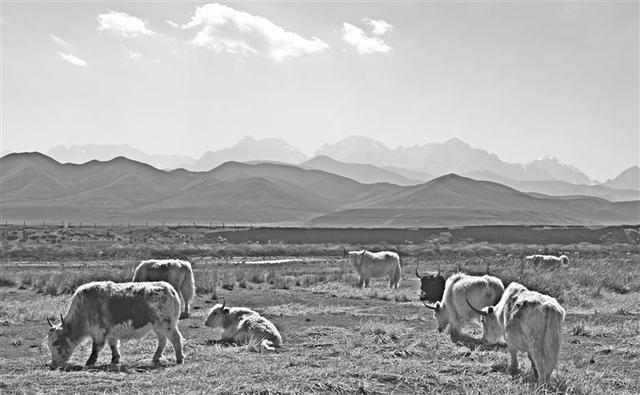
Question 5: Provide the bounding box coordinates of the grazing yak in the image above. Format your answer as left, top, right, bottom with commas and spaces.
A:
466, 282, 565, 383
525, 254, 569, 270
347, 249, 401, 289
415, 260, 445, 302
205, 302, 282, 351
540, 255, 569, 269
47, 281, 184, 369
133, 259, 195, 318
423, 273, 504, 341
524, 254, 544, 265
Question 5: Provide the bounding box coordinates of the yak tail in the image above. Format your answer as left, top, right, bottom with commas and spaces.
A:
391, 259, 402, 289
540, 305, 564, 381
179, 265, 196, 309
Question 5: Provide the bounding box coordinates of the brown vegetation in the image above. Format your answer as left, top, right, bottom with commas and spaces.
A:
0, 226, 638, 393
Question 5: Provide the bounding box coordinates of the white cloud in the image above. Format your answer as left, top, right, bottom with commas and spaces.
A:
97, 11, 155, 37
58, 52, 87, 67
362, 18, 393, 36
342, 23, 391, 55
182, 3, 329, 62
49, 33, 71, 47
125, 49, 141, 59
166, 20, 179, 28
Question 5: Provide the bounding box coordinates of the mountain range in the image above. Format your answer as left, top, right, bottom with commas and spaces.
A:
47, 144, 195, 170
44, 136, 622, 186
1, 152, 637, 227
317, 136, 592, 184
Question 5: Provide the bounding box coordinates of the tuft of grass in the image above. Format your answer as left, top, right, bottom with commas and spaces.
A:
0, 275, 17, 288
360, 320, 408, 343
571, 322, 590, 337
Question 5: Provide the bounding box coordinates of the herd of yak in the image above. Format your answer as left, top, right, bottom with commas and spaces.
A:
46, 249, 568, 384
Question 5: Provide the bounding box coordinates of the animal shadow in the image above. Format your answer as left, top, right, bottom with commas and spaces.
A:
57, 362, 172, 373
453, 334, 507, 351
451, 334, 484, 349
204, 339, 236, 347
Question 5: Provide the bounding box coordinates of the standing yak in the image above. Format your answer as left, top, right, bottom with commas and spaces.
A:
47, 281, 184, 369
347, 249, 402, 289
133, 259, 195, 319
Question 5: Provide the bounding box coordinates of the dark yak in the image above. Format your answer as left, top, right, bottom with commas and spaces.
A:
415, 260, 446, 302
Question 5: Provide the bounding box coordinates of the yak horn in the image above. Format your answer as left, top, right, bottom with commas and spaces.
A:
422, 301, 437, 310
415, 259, 423, 278
47, 318, 54, 327
466, 298, 488, 316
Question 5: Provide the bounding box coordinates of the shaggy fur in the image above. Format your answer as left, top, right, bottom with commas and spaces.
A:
205, 304, 282, 351
47, 281, 183, 369
133, 259, 195, 318
425, 273, 504, 341
348, 250, 401, 289
473, 282, 565, 383
415, 260, 445, 302
525, 254, 568, 270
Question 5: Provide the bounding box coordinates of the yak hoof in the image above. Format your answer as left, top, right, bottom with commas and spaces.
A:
179, 312, 190, 319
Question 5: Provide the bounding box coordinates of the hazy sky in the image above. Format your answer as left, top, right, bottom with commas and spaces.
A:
1, 1, 638, 180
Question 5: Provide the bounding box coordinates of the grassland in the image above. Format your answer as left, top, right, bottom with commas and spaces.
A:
0, 226, 639, 394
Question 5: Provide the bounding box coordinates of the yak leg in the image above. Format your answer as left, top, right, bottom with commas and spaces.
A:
508, 347, 520, 373
180, 297, 190, 319
168, 327, 184, 364
86, 339, 105, 366
152, 333, 167, 364
108, 338, 120, 364
528, 353, 539, 381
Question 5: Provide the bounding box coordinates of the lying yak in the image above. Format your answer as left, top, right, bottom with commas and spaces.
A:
205, 301, 282, 351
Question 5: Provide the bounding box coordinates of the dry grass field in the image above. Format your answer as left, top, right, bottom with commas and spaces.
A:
1, 226, 639, 394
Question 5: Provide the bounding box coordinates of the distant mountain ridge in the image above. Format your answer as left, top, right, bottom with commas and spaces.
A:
1, 152, 637, 227
302, 156, 421, 185
38, 137, 631, 187
47, 144, 195, 170
602, 166, 640, 191
465, 170, 639, 202
189, 137, 308, 172
317, 136, 592, 184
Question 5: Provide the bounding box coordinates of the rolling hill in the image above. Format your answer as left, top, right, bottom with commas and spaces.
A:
465, 170, 639, 202
301, 156, 421, 185
1, 152, 638, 227
310, 174, 638, 227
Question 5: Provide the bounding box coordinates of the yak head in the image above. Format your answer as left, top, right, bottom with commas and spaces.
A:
47, 315, 75, 369
205, 300, 230, 329
466, 299, 502, 343
423, 301, 450, 333
347, 249, 367, 269
415, 260, 445, 302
